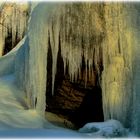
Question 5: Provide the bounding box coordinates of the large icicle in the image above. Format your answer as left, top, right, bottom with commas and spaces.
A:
49, 8, 61, 96
27, 3, 60, 115
15, 3, 62, 115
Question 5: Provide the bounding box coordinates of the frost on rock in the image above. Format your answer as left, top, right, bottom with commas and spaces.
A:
78, 119, 128, 138
0, 3, 29, 56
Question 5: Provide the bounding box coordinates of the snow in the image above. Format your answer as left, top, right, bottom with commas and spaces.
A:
78, 120, 128, 138
0, 68, 78, 137
0, 129, 85, 138
0, 74, 47, 129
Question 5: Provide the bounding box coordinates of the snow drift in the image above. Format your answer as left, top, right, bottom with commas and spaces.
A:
79, 119, 128, 137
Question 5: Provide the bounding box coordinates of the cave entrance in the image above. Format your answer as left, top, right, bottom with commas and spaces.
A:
46, 40, 104, 129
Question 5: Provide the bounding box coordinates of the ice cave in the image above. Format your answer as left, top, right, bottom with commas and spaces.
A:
0, 1, 139, 138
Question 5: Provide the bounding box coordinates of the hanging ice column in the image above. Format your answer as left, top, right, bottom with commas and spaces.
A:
102, 3, 136, 129
25, 3, 61, 114
0, 3, 28, 56
15, 3, 63, 116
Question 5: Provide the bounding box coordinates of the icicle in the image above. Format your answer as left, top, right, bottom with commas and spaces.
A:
84, 53, 87, 88
26, 3, 60, 116
60, 3, 102, 86
49, 8, 61, 96
0, 26, 4, 56
102, 3, 135, 128
11, 7, 16, 47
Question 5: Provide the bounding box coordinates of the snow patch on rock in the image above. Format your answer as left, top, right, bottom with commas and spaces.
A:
78, 119, 128, 137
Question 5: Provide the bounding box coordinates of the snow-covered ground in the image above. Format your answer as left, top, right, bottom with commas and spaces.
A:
0, 73, 84, 138
0, 63, 134, 138
0, 74, 45, 129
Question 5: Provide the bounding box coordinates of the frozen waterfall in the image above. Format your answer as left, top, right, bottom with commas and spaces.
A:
14, 2, 140, 136
102, 4, 135, 128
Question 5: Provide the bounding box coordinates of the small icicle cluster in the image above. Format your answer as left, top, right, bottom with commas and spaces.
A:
60, 3, 104, 86
102, 3, 136, 128
0, 3, 28, 56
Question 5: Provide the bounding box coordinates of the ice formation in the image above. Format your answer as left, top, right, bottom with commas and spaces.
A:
102, 4, 136, 128
14, 2, 140, 136
78, 119, 127, 137
16, 3, 105, 115
60, 3, 103, 86
1, 1, 140, 138
0, 2, 28, 56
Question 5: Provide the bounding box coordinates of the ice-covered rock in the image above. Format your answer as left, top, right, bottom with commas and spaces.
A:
78, 120, 128, 137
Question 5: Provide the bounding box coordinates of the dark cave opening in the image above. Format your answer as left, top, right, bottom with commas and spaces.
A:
46, 34, 104, 129
71, 87, 104, 128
